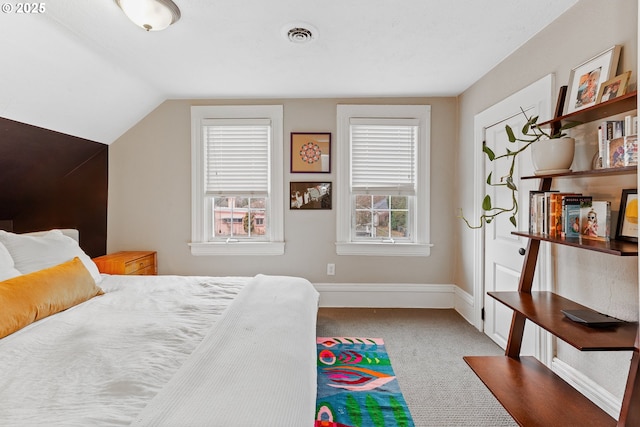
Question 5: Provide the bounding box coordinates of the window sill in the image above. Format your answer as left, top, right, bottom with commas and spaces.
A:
189, 241, 285, 256
335, 242, 432, 256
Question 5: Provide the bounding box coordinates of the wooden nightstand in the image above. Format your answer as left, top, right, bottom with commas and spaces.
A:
93, 251, 157, 275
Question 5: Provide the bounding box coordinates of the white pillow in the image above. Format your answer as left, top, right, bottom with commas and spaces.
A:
0, 242, 21, 281
0, 230, 102, 283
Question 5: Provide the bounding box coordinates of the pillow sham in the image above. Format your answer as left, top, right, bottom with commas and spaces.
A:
0, 229, 102, 283
0, 257, 104, 339
0, 242, 21, 281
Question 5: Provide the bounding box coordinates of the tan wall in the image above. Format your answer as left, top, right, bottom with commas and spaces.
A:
108, 97, 457, 284
455, 0, 638, 401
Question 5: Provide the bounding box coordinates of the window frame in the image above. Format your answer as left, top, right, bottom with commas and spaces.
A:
190, 105, 284, 256
336, 104, 431, 256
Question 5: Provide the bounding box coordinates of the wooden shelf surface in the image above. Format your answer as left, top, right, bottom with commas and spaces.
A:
489, 291, 638, 351
464, 355, 616, 427
521, 165, 637, 180
538, 91, 637, 128
512, 231, 638, 256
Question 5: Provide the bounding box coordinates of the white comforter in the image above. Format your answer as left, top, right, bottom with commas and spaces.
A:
132, 274, 319, 427
0, 274, 318, 427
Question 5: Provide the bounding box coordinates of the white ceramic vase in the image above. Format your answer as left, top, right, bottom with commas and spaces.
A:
531, 136, 575, 174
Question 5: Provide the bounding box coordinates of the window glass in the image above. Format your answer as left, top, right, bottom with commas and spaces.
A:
191, 105, 284, 256
336, 105, 431, 256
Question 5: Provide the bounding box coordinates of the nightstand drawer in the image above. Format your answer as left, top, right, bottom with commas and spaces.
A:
124, 254, 155, 275
93, 251, 157, 275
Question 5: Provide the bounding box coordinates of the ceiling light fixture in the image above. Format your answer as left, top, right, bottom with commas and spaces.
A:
115, 0, 181, 32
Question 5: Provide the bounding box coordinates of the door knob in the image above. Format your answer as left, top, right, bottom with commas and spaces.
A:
518, 248, 526, 255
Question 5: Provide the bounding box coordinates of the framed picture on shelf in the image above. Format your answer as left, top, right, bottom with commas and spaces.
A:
290, 182, 332, 210
596, 71, 631, 103
291, 132, 331, 173
608, 137, 626, 168
565, 45, 621, 114
615, 189, 638, 242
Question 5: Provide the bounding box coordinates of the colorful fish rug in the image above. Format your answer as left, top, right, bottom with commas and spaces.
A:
315, 337, 414, 427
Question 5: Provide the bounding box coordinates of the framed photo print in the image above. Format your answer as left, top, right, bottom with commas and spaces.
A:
596, 71, 631, 103
291, 132, 331, 173
290, 181, 332, 210
565, 45, 621, 114
615, 189, 638, 242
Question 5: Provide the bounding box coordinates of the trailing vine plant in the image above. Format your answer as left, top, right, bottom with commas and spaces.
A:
461, 109, 579, 229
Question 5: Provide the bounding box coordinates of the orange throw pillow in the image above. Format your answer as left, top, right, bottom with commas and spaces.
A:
0, 257, 104, 339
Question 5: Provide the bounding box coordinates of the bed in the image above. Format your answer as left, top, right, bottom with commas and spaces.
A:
0, 229, 319, 426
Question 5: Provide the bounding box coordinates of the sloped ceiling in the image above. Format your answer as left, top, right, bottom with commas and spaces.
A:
0, 0, 578, 144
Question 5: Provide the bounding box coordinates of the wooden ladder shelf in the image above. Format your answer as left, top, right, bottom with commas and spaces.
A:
465, 92, 640, 427
465, 176, 640, 427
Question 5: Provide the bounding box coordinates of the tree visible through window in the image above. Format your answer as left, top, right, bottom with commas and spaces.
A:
354, 195, 409, 240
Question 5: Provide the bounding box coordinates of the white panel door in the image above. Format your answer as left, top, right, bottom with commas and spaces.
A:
483, 115, 538, 354
472, 74, 553, 360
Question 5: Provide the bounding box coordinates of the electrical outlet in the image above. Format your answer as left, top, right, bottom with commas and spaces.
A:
327, 263, 335, 275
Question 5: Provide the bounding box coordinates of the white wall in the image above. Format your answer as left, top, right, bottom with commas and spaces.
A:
108, 97, 457, 285
455, 0, 638, 407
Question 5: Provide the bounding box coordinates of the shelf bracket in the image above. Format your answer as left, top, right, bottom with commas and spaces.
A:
551, 85, 567, 136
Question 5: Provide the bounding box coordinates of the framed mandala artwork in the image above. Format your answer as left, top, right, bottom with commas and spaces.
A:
291, 132, 331, 173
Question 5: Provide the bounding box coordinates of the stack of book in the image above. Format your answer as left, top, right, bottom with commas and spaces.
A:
598, 115, 638, 168
529, 191, 610, 240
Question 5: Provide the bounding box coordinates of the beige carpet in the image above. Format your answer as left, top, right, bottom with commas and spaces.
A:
316, 308, 518, 427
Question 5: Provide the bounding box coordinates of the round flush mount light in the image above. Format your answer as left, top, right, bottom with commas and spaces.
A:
115, 0, 181, 31
281, 22, 318, 43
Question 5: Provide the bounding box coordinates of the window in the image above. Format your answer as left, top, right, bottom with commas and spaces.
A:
336, 105, 431, 256
190, 105, 284, 255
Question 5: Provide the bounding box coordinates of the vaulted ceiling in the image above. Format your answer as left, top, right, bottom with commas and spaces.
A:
0, 0, 579, 144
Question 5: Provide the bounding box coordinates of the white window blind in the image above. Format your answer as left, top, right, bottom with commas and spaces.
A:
350, 118, 418, 195
203, 118, 270, 195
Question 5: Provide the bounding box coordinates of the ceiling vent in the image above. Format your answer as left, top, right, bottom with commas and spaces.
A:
282, 23, 318, 44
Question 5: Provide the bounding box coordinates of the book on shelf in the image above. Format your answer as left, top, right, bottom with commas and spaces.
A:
599, 120, 624, 168
527, 191, 612, 240
528, 191, 585, 237
528, 191, 558, 235
562, 196, 592, 238
542, 191, 558, 235
625, 135, 638, 166
622, 115, 638, 167
599, 117, 638, 168
549, 193, 580, 237
528, 191, 543, 234
607, 135, 638, 168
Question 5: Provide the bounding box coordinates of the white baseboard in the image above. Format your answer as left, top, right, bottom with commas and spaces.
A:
552, 357, 621, 419
313, 283, 456, 308
453, 286, 477, 327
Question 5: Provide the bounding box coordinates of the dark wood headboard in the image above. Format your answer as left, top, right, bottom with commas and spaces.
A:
0, 117, 108, 257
